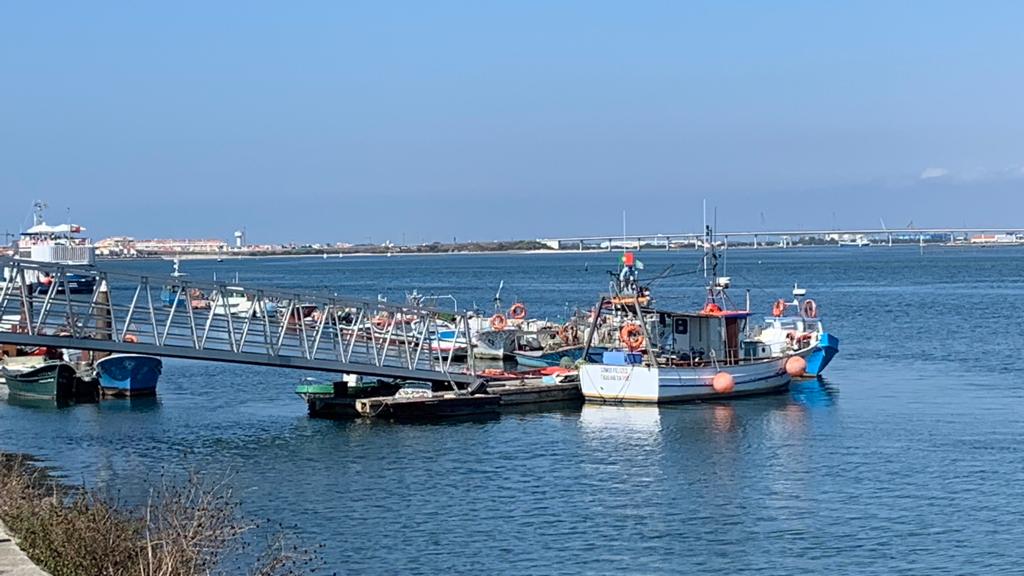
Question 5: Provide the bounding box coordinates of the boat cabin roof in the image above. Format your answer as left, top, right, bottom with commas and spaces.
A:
22, 223, 87, 236
657, 308, 752, 320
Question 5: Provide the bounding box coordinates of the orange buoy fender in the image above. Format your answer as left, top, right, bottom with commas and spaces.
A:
772, 299, 786, 317
712, 372, 735, 393
490, 314, 508, 331
785, 355, 807, 377
508, 303, 527, 320
123, 334, 138, 343
703, 302, 722, 314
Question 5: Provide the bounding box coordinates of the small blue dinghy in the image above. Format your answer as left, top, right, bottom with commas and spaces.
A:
95, 354, 163, 397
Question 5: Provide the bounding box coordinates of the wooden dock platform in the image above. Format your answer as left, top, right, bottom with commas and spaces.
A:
352, 378, 581, 420
486, 379, 581, 405
355, 393, 501, 420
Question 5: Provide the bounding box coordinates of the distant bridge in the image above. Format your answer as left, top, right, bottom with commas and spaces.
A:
0, 258, 476, 385
537, 227, 1022, 249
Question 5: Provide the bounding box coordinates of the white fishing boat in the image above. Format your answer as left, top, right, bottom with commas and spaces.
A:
837, 234, 871, 247
469, 300, 542, 359
579, 231, 801, 404
579, 355, 790, 403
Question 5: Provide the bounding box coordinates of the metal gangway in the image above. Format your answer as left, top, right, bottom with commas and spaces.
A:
0, 258, 476, 385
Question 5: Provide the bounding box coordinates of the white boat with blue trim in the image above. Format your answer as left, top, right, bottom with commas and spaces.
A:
753, 284, 839, 378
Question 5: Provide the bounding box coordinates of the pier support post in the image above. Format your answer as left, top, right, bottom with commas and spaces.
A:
92, 280, 111, 363
753, 235, 758, 249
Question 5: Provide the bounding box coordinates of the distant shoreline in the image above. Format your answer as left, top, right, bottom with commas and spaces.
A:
94, 240, 1022, 262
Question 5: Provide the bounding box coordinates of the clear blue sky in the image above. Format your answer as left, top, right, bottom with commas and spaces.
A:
2, 1, 1022, 243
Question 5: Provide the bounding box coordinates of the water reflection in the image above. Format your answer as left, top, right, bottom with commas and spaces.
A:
579, 381, 840, 450
97, 396, 162, 414
789, 377, 838, 408
5, 393, 73, 410
579, 403, 662, 436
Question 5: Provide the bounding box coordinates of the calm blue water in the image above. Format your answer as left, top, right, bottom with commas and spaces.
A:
4, 247, 1024, 574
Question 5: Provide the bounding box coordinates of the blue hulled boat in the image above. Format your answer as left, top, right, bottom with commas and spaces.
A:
95, 354, 163, 397
752, 284, 839, 378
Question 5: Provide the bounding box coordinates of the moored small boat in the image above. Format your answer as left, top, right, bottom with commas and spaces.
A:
296, 374, 404, 418
753, 284, 839, 377
95, 354, 163, 397
1, 361, 78, 401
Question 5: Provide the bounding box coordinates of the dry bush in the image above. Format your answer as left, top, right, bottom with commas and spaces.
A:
0, 454, 320, 576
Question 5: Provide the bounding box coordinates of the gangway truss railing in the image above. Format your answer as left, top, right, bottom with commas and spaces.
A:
0, 258, 476, 384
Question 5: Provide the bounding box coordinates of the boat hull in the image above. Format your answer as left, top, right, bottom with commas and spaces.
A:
32, 273, 96, 295
2, 362, 78, 401
514, 347, 606, 368
580, 357, 791, 403
95, 354, 163, 397
803, 333, 839, 377
473, 330, 517, 359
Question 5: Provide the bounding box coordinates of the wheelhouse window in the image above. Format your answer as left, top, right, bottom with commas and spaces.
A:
673, 317, 689, 335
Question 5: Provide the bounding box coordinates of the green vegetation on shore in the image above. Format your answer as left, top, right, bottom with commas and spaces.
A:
0, 454, 320, 576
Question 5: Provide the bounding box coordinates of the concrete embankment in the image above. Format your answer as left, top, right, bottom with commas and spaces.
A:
0, 521, 49, 576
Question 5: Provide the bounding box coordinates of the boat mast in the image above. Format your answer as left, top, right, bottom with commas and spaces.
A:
32, 200, 47, 227
702, 199, 708, 278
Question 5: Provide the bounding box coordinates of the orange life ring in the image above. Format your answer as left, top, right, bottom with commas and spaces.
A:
619, 324, 645, 351
372, 313, 390, 330
490, 314, 508, 331
703, 302, 722, 314
772, 299, 786, 317
802, 299, 818, 318
508, 303, 527, 320
124, 334, 138, 343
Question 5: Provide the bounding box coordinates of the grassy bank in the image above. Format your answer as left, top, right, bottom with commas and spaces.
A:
0, 454, 321, 576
